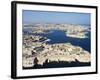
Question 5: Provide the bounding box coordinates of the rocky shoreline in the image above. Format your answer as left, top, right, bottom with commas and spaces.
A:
22, 35, 91, 68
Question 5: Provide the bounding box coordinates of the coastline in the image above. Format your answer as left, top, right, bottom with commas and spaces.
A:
23, 23, 89, 39
22, 23, 91, 68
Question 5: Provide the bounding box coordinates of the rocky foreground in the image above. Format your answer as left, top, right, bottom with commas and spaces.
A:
22, 39, 91, 68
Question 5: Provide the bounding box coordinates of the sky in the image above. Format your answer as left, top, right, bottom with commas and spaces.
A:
22, 10, 91, 26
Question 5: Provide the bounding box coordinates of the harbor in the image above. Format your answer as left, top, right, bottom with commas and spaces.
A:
22, 23, 91, 68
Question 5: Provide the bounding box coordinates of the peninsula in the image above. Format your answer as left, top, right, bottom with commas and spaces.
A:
22, 34, 91, 68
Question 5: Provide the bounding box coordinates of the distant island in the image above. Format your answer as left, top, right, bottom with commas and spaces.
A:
22, 23, 91, 68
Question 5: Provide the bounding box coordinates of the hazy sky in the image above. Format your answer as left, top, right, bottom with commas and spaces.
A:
22, 10, 91, 25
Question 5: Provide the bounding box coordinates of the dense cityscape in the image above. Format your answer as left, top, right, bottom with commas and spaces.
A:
22, 23, 91, 68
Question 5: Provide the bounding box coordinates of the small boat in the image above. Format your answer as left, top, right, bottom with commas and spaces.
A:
44, 39, 51, 42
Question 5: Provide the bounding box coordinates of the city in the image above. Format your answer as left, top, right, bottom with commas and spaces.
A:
22, 23, 91, 68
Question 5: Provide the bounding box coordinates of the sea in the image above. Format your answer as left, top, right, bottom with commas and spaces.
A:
23, 26, 91, 53
44, 30, 91, 53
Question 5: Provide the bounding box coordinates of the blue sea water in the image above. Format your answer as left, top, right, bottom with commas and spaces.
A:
23, 29, 91, 53
46, 30, 91, 53
23, 28, 91, 68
